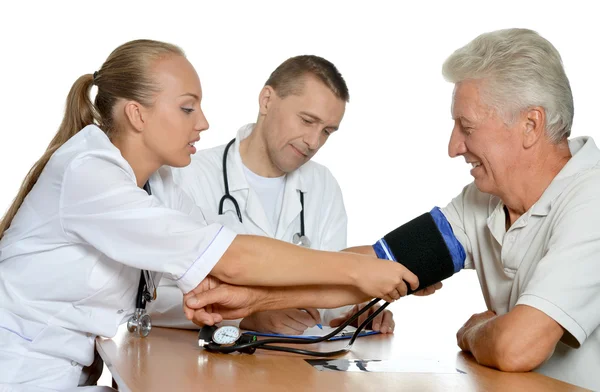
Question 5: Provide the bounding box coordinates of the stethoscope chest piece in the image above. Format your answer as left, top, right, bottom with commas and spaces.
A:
127, 308, 152, 337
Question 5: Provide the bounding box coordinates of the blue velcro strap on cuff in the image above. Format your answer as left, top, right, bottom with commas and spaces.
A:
372, 238, 397, 262
429, 207, 465, 273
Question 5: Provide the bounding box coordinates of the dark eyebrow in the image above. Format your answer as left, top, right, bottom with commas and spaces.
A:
299, 111, 339, 131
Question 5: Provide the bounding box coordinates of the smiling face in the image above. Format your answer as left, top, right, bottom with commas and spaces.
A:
259, 75, 346, 174
448, 79, 524, 197
141, 55, 209, 168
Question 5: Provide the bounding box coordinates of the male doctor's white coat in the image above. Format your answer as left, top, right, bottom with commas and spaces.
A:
149, 124, 353, 327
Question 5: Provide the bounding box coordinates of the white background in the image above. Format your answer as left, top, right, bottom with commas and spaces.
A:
1, 0, 599, 385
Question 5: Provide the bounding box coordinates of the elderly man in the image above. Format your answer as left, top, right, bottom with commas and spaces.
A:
185, 29, 599, 390
428, 28, 598, 390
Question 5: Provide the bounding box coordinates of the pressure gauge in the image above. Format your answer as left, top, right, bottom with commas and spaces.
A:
212, 325, 241, 345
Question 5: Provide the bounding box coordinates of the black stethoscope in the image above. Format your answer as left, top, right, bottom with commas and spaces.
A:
127, 181, 157, 337
198, 298, 389, 356
218, 138, 311, 248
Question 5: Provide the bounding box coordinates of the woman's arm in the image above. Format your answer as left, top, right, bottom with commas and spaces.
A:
210, 235, 418, 301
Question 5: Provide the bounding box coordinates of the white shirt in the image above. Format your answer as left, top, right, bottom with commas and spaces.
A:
0, 125, 236, 389
442, 137, 600, 391
241, 164, 286, 232
149, 123, 350, 328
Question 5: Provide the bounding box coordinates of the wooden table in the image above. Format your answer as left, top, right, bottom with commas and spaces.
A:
97, 325, 586, 391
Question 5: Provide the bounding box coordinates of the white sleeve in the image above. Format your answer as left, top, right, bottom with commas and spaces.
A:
149, 276, 244, 329
147, 277, 198, 329
59, 154, 236, 293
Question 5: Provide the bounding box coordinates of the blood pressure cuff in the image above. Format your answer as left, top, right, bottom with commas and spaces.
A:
373, 207, 466, 293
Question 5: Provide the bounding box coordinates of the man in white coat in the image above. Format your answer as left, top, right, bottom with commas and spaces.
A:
149, 55, 395, 335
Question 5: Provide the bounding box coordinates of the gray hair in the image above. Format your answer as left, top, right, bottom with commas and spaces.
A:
442, 28, 573, 143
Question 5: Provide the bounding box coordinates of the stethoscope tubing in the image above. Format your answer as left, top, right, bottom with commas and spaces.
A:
218, 138, 307, 239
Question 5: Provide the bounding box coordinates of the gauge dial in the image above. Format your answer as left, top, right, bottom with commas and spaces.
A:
212, 325, 241, 345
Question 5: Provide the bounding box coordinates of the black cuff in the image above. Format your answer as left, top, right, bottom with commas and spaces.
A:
383, 213, 455, 292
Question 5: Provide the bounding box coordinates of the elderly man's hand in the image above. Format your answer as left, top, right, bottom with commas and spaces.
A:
456, 310, 497, 351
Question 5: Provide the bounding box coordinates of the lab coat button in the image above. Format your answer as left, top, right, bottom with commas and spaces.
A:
117, 309, 124, 314
71, 360, 78, 367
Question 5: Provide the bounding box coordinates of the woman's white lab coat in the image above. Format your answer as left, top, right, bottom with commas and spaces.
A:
0, 125, 235, 389
149, 124, 352, 328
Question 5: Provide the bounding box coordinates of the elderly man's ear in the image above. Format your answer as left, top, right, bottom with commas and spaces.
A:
523, 107, 546, 149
